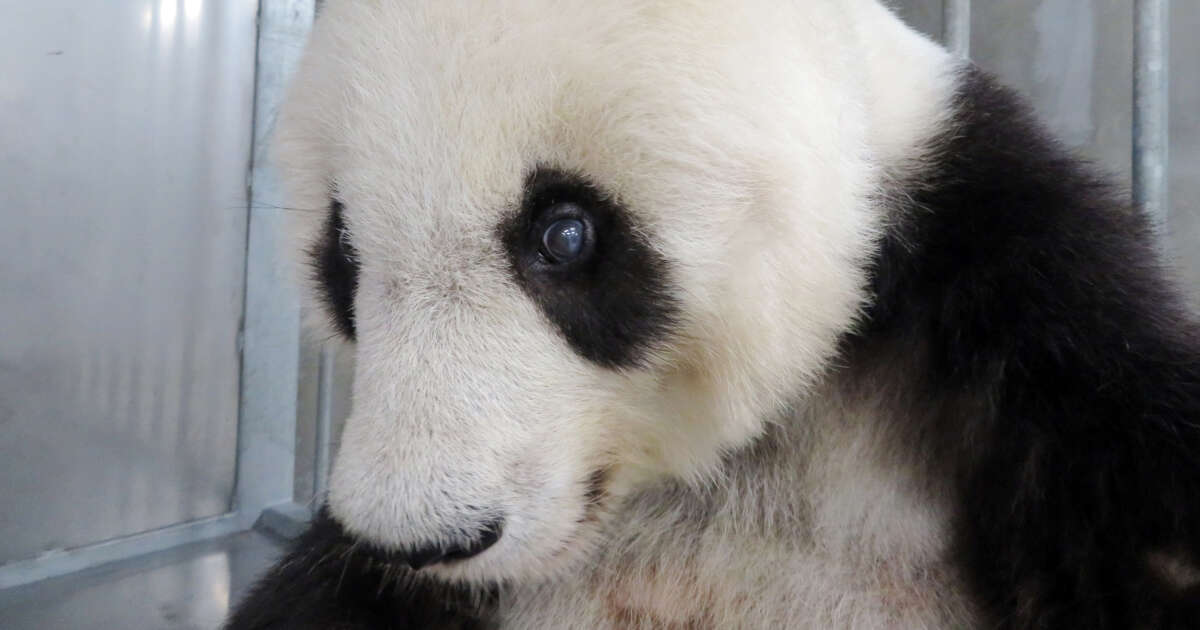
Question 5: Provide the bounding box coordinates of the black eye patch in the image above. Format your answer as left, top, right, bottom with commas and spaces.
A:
309, 199, 360, 340
499, 167, 678, 369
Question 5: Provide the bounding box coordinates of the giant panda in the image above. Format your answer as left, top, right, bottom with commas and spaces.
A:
226, 0, 1200, 628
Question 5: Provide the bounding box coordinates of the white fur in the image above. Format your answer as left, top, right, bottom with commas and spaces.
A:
276, 0, 968, 626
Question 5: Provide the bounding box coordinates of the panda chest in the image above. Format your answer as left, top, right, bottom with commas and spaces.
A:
596, 415, 976, 628
500, 395, 978, 628
589, 512, 973, 629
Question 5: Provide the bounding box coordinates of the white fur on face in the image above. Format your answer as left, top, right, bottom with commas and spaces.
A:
276, 0, 956, 587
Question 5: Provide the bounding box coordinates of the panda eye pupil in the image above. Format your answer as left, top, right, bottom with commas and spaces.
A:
541, 218, 587, 263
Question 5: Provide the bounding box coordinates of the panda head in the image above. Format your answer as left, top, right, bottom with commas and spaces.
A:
276, 0, 953, 584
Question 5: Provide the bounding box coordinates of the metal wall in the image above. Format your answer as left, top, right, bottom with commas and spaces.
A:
0, 0, 259, 563
1166, 3, 1200, 309
294, 331, 353, 506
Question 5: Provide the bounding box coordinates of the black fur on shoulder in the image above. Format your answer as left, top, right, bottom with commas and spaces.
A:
225, 507, 498, 630
859, 66, 1200, 628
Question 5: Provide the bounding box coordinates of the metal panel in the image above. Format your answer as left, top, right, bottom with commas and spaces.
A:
0, 0, 258, 563
888, 0, 945, 41
294, 334, 354, 506
969, 0, 1135, 183
1166, 0, 1200, 307
0, 531, 283, 630
0, 514, 242, 590
233, 0, 314, 529
293, 332, 323, 503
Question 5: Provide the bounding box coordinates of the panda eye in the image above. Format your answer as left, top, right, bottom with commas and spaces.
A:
537, 205, 592, 265
541, 217, 587, 263
500, 167, 678, 367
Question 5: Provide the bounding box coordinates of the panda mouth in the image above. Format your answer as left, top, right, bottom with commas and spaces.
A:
396, 520, 505, 570
303, 507, 504, 576
339, 520, 505, 572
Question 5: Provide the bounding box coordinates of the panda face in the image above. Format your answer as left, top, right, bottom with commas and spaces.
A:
276, 0, 942, 584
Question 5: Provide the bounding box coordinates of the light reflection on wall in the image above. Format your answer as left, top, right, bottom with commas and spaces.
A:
185, 0, 205, 23
143, 1, 207, 42
159, 0, 178, 35
201, 552, 232, 617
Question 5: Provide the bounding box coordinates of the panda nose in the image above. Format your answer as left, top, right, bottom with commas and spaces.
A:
402, 518, 504, 570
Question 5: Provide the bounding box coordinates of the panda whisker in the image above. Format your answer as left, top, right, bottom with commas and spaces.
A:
334, 542, 361, 596
244, 202, 326, 215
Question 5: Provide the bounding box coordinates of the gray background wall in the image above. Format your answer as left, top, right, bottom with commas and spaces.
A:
1167, 5, 1200, 308
0, 0, 259, 563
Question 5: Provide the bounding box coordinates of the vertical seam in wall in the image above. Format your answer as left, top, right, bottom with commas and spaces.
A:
230, 0, 267, 514
313, 344, 335, 501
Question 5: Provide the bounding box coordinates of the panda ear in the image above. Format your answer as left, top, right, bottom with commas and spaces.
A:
308, 198, 360, 340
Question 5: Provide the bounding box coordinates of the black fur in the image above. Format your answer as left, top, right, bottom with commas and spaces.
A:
224, 508, 498, 630
310, 199, 360, 340
858, 66, 1200, 628
499, 167, 679, 369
